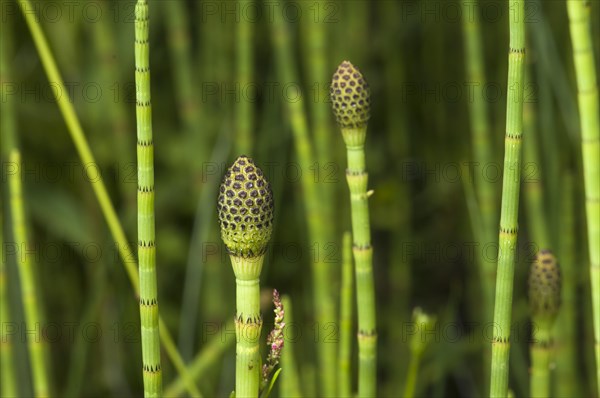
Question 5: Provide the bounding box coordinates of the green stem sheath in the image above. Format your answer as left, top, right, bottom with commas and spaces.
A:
342, 126, 377, 397
489, 0, 526, 396
567, 1, 600, 394
135, 1, 162, 396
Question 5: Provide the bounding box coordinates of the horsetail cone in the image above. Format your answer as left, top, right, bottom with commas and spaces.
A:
330, 61, 371, 131
529, 250, 561, 326
218, 156, 274, 258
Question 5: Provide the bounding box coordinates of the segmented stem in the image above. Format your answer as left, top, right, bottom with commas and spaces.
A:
567, 1, 600, 394
530, 327, 552, 397
16, 1, 199, 394
231, 255, 264, 398
135, 1, 162, 396
342, 126, 377, 397
489, 1, 526, 396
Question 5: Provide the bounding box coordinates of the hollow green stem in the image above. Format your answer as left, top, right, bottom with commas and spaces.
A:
567, 2, 600, 394
135, 1, 162, 396
236, 0, 254, 155
530, 327, 552, 397
15, 0, 200, 395
271, 6, 337, 396
403, 308, 435, 398
231, 255, 264, 398
338, 232, 353, 397
341, 125, 377, 398
489, 0, 526, 396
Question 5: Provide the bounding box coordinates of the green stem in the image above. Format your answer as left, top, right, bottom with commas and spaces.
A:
403, 350, 422, 398
236, 0, 254, 155
489, 0, 526, 396
567, 1, 600, 394
338, 232, 353, 397
280, 295, 302, 398
270, 5, 337, 396
0, 215, 18, 398
341, 126, 377, 397
15, 0, 200, 395
230, 255, 264, 398
555, 173, 579, 396
8, 150, 51, 397
134, 1, 162, 396
530, 326, 552, 397
0, 14, 18, 398
523, 70, 550, 249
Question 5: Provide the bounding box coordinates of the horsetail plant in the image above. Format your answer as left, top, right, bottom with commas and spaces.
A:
489, 0, 526, 395
218, 155, 274, 397
330, 60, 377, 397
567, 1, 600, 394
135, 1, 163, 396
528, 250, 561, 397
16, 0, 200, 394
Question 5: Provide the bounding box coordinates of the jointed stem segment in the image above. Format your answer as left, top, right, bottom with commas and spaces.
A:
489, 1, 526, 396
135, 1, 162, 396
567, 1, 600, 394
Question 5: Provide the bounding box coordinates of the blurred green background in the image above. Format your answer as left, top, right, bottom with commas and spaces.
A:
1, 0, 599, 396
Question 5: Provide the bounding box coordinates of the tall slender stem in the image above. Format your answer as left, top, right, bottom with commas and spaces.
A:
530, 327, 552, 397
2, 9, 50, 396
280, 295, 302, 397
338, 231, 354, 397
331, 61, 377, 397
15, 1, 200, 395
135, 1, 162, 396
236, 0, 254, 155
489, 1, 526, 396
567, 1, 600, 394
0, 15, 18, 398
270, 5, 337, 395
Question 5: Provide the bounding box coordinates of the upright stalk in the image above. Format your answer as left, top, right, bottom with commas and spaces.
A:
279, 295, 302, 398
528, 250, 561, 397
330, 61, 377, 397
403, 308, 436, 398
15, 1, 200, 394
270, 6, 337, 395
338, 231, 354, 397
218, 156, 274, 397
0, 15, 18, 398
2, 10, 50, 396
567, 2, 600, 394
134, 1, 162, 396
489, 0, 526, 396
555, 173, 579, 397
236, 0, 254, 154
